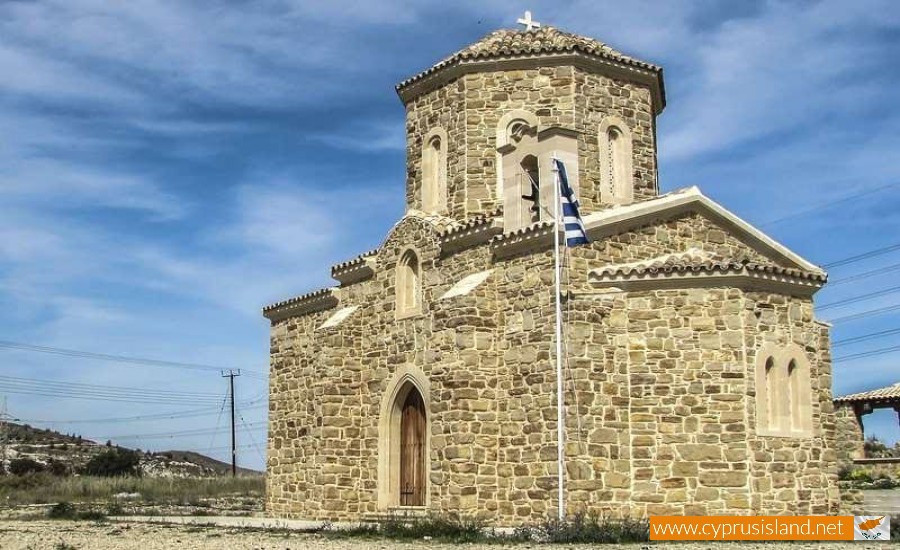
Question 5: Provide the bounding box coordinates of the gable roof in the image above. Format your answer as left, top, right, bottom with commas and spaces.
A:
396, 27, 665, 110
580, 187, 826, 277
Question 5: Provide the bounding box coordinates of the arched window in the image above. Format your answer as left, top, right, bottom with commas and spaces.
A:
421, 129, 447, 213
756, 345, 813, 437
396, 250, 420, 318
520, 154, 541, 223
599, 118, 634, 205
765, 357, 776, 431
788, 359, 799, 431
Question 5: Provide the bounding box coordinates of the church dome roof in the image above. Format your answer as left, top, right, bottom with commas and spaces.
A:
396, 26, 664, 109
396, 26, 665, 107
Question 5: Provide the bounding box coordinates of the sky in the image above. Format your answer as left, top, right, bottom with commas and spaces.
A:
1, 0, 899, 472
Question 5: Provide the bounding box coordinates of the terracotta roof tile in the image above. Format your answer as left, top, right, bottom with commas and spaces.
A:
397, 26, 661, 92
834, 382, 900, 404
592, 249, 827, 283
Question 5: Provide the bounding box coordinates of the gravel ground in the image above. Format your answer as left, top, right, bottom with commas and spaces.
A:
0, 520, 887, 550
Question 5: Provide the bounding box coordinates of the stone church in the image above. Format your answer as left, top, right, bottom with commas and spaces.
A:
264, 22, 841, 524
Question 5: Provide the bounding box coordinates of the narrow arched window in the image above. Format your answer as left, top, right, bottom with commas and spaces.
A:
520, 154, 541, 223
599, 118, 634, 206
421, 130, 447, 213
396, 250, 420, 318
764, 357, 776, 430
788, 359, 799, 431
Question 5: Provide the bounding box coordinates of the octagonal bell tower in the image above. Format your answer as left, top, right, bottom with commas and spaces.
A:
396, 23, 665, 231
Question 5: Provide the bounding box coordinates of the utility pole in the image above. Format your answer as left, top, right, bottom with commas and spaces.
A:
1, 396, 9, 475
221, 370, 241, 477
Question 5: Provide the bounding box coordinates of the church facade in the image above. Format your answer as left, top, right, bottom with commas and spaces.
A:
264, 25, 841, 524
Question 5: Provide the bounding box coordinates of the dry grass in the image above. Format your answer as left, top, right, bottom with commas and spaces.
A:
0, 474, 264, 506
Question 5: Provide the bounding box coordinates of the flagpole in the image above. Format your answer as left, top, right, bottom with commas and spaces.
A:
552, 157, 565, 521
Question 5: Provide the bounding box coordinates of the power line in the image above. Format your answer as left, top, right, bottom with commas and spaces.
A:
834, 344, 900, 363
239, 413, 266, 465
19, 401, 266, 425
96, 421, 265, 441
829, 261, 900, 287
760, 182, 900, 228
207, 393, 229, 457
0, 340, 264, 376
828, 304, 900, 324
0, 375, 225, 405
0, 374, 220, 398
0, 385, 223, 405
833, 327, 900, 348
824, 242, 900, 269
818, 284, 900, 311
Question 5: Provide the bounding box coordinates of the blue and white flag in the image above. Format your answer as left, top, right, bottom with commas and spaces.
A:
553, 159, 589, 246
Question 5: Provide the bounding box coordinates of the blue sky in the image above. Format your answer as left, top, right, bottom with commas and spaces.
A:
1, 0, 899, 472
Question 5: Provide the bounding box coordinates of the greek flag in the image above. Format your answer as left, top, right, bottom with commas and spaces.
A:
553, 159, 589, 246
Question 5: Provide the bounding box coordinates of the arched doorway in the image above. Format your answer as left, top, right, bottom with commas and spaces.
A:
399, 387, 426, 506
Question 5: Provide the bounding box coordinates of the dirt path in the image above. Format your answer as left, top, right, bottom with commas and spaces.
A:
0, 520, 878, 550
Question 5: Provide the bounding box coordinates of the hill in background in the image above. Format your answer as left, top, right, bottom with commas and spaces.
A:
2, 422, 260, 477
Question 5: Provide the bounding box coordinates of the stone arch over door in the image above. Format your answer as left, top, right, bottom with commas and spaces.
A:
378, 366, 430, 509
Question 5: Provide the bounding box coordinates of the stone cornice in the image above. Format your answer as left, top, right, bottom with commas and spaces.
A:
489, 220, 555, 259
331, 249, 378, 286
439, 210, 503, 255
589, 261, 826, 298
397, 52, 664, 114
262, 288, 339, 322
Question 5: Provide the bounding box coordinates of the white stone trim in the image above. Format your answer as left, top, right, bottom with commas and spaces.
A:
395, 248, 422, 320
598, 116, 634, 206
421, 127, 448, 214
440, 270, 493, 299
754, 343, 815, 438
317, 306, 359, 330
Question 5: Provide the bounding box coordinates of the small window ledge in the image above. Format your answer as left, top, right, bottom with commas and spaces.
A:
396, 308, 423, 321
757, 429, 815, 439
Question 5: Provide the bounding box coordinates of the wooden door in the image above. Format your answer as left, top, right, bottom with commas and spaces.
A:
399, 388, 425, 506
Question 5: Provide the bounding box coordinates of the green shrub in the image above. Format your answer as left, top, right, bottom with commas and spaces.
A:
47, 460, 68, 477
380, 514, 485, 542
47, 501, 106, 521
82, 449, 141, 477
48, 502, 76, 519
849, 468, 875, 483
9, 458, 45, 476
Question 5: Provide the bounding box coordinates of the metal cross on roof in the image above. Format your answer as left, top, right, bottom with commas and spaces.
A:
517, 11, 541, 31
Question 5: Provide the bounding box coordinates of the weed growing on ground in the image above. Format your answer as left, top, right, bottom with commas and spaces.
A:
321, 513, 648, 544
528, 512, 649, 543
0, 474, 264, 506
46, 501, 106, 522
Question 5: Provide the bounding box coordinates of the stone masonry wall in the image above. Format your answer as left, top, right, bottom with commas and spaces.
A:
403, 66, 658, 221
742, 294, 839, 515
573, 69, 658, 208
266, 210, 840, 523
834, 403, 866, 467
